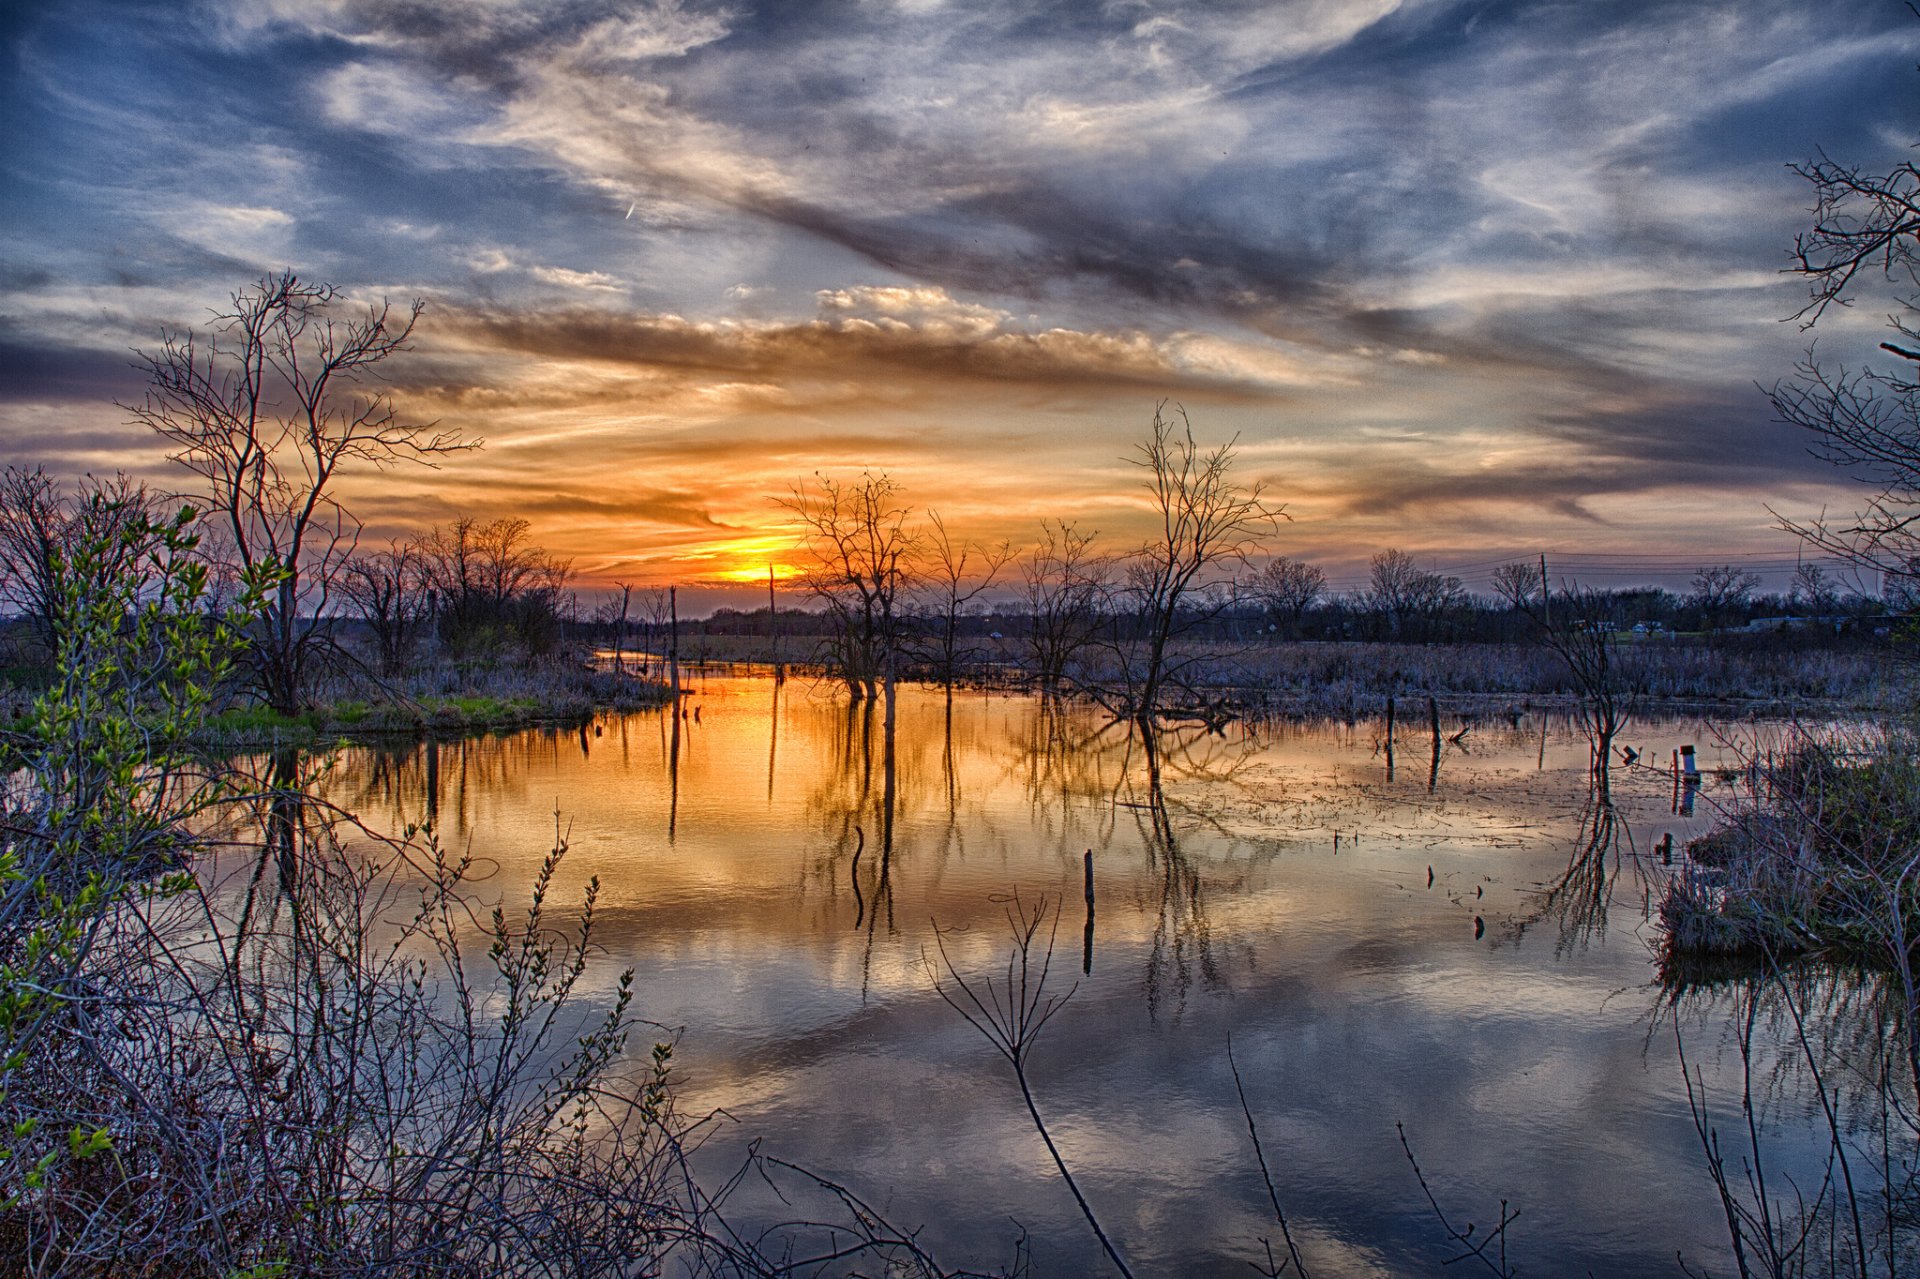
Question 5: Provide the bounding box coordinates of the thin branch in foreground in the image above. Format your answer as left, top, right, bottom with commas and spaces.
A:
929, 894, 1136, 1279
1228, 1036, 1311, 1277
1396, 1122, 1519, 1278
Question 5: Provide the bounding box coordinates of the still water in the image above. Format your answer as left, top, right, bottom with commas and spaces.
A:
306, 672, 1834, 1276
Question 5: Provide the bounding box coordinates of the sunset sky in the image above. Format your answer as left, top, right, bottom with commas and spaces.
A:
2, 0, 1914, 610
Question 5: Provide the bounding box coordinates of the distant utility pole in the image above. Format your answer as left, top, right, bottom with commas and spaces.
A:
1539, 555, 1551, 627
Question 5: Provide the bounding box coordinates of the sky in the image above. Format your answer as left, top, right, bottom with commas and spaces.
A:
1, 0, 1915, 610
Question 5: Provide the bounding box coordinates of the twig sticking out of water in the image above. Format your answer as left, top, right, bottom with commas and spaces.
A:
929, 894, 1136, 1279
1397, 1122, 1519, 1277
1228, 1037, 1311, 1277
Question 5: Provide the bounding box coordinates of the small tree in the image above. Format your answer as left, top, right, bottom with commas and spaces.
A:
1522, 583, 1630, 786
0, 468, 160, 661
1689, 564, 1761, 630
914, 512, 1012, 694
780, 472, 917, 702
338, 539, 431, 677
1021, 520, 1109, 693
126, 272, 471, 713
1111, 404, 1281, 723
1247, 555, 1325, 637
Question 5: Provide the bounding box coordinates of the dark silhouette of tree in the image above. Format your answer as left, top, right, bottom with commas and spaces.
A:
417, 516, 570, 662
914, 511, 1012, 694
0, 468, 160, 659
339, 540, 431, 676
1790, 562, 1841, 616
781, 471, 916, 702
1247, 555, 1324, 637
1490, 560, 1542, 612
1366, 549, 1462, 640
1111, 404, 1281, 723
1021, 519, 1108, 694
1522, 583, 1630, 786
1770, 127, 1920, 597
1689, 564, 1761, 629
125, 272, 471, 713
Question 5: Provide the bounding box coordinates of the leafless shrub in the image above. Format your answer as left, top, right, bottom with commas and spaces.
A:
928, 894, 1137, 1279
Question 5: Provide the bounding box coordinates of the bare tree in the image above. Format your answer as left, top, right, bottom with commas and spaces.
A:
1526, 585, 1631, 786
914, 511, 1013, 694
780, 471, 917, 702
1689, 564, 1761, 629
1770, 134, 1920, 596
0, 468, 160, 658
636, 586, 673, 681
1021, 520, 1109, 694
1111, 404, 1282, 723
1366, 549, 1463, 640
418, 516, 571, 661
1489, 560, 1542, 612
125, 272, 471, 713
338, 540, 431, 677
1790, 561, 1842, 616
1246, 555, 1325, 638
595, 582, 635, 674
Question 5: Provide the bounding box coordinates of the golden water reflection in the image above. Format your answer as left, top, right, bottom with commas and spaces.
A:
301, 674, 1799, 1276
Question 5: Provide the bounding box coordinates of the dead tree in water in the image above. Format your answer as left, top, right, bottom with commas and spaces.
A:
914, 511, 1012, 695
1021, 519, 1109, 694
781, 472, 917, 702
1524, 584, 1630, 785
1109, 404, 1281, 725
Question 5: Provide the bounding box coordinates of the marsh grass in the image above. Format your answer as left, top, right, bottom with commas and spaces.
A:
1659, 724, 1920, 966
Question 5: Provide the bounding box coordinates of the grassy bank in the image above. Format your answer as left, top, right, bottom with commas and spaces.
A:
195, 662, 674, 748
1659, 724, 1920, 968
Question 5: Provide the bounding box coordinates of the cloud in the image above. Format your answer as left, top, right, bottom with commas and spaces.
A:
529, 264, 624, 291
430, 291, 1304, 396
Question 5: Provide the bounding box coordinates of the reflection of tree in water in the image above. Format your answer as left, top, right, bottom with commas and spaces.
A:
790, 700, 900, 998
225, 748, 353, 961
1504, 778, 1650, 957
1017, 694, 1128, 847
1659, 963, 1920, 1277
1129, 724, 1246, 1023
316, 728, 599, 841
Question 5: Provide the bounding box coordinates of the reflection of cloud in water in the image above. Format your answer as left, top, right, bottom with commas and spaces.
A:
289, 677, 1820, 1275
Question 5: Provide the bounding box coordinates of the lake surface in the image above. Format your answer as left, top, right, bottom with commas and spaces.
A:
304, 672, 1851, 1276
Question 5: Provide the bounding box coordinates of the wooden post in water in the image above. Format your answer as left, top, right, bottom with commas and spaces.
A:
1385, 695, 1396, 780
1083, 849, 1095, 975
883, 646, 897, 736
768, 564, 784, 682
668, 586, 681, 701
1428, 696, 1442, 792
